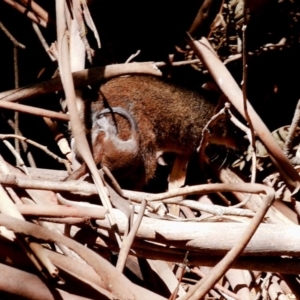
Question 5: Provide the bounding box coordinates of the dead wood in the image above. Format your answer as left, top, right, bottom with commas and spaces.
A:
1, 0, 300, 299
96, 210, 300, 257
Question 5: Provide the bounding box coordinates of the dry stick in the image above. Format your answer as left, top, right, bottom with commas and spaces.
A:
0, 214, 167, 300
0, 21, 26, 49
55, 0, 122, 246
2, 140, 29, 175
0, 100, 69, 121
185, 34, 300, 191
0, 172, 97, 194
0, 172, 272, 201
67, 2, 86, 73
16, 203, 106, 219
284, 98, 300, 155
13, 40, 20, 166
25, 166, 68, 179
155, 59, 201, 68
96, 205, 300, 259
38, 216, 90, 224
101, 167, 272, 205
97, 231, 300, 274
178, 187, 275, 300
241, 18, 257, 185
116, 200, 146, 272
129, 183, 270, 202
125, 49, 141, 63
167, 199, 254, 217
72, 0, 94, 63
0, 62, 162, 102
198, 104, 229, 168
0, 20, 26, 167
2, 0, 47, 27
13, 45, 21, 167
81, 0, 101, 49
169, 253, 189, 300
32, 22, 56, 61
4, 115, 36, 167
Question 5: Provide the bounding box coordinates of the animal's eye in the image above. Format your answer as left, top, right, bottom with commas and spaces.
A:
95, 112, 106, 120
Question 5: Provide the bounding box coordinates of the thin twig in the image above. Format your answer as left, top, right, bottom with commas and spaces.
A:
2, 140, 29, 175
16, 203, 106, 219
0, 20, 26, 48
32, 22, 56, 61
241, 14, 257, 185
169, 252, 189, 300
0, 134, 71, 171
0, 172, 275, 203
13, 44, 21, 167
3, 116, 36, 167
167, 199, 254, 217
0, 100, 69, 121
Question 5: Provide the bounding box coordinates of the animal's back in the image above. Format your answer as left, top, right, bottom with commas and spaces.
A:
97, 75, 216, 149
86, 75, 217, 187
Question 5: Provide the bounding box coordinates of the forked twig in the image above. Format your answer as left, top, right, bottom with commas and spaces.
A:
116, 200, 146, 272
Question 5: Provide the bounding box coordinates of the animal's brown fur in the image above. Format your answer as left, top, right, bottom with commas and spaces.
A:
81, 75, 218, 189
